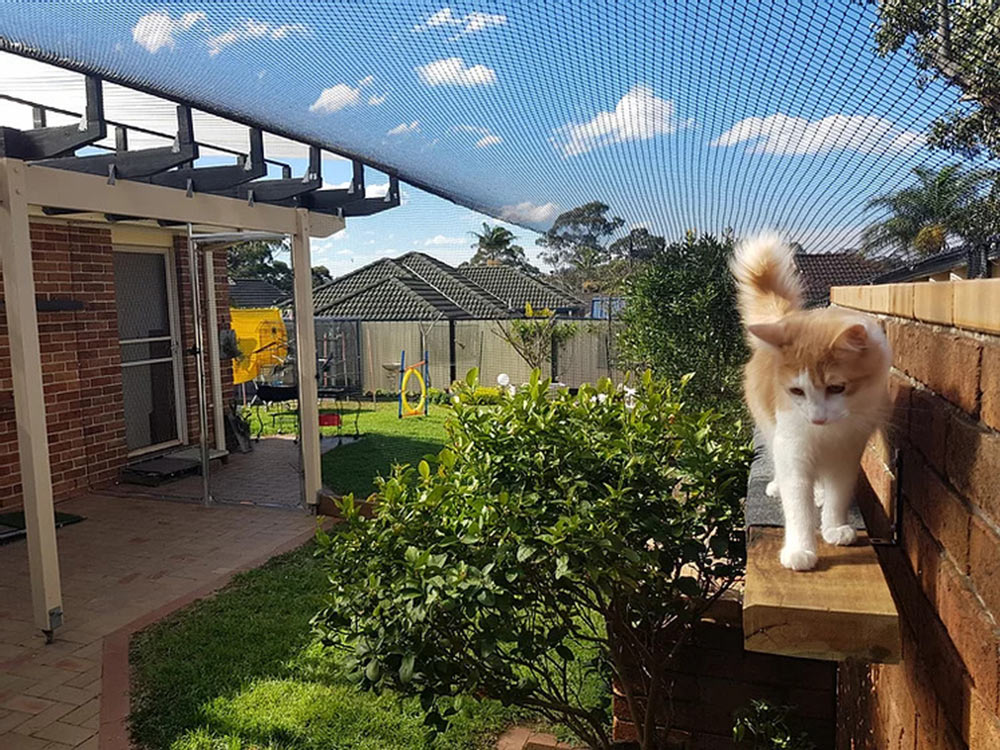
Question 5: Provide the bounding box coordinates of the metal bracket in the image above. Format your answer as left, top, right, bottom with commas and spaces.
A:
870, 447, 902, 547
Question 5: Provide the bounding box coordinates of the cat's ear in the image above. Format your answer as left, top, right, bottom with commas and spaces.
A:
747, 322, 787, 348
833, 323, 868, 353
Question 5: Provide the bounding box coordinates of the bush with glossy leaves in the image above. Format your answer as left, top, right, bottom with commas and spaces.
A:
315, 369, 752, 750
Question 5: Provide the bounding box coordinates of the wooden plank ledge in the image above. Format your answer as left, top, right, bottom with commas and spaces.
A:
743, 526, 900, 663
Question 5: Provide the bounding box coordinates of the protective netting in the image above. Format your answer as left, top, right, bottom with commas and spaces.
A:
0, 1, 995, 250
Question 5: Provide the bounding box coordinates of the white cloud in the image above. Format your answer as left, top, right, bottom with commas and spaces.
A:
413, 8, 507, 37
310, 84, 361, 113
358, 75, 375, 87
368, 93, 387, 106
424, 234, 465, 246
710, 113, 925, 155
332, 230, 348, 241
132, 10, 205, 53
133, 11, 306, 56
500, 201, 559, 224
207, 18, 307, 56
452, 124, 502, 148
336, 248, 352, 255
553, 84, 690, 157
387, 120, 420, 136
416, 57, 496, 87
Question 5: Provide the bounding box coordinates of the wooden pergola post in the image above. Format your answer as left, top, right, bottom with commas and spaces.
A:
0, 159, 64, 638
291, 209, 321, 507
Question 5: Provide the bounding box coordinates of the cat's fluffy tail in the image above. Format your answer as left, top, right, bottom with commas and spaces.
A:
730, 230, 803, 329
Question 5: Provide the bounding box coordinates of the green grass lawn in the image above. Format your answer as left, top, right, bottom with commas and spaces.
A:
319, 403, 452, 498
242, 401, 452, 498
129, 543, 523, 750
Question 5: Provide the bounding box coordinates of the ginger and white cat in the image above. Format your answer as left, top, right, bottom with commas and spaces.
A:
731, 231, 890, 571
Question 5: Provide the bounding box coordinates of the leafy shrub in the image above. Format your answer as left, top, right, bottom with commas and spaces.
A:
733, 700, 816, 750
446, 383, 504, 405
316, 370, 752, 750
617, 231, 747, 415
426, 387, 453, 405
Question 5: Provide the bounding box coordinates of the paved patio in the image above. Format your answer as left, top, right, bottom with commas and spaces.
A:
120, 436, 306, 508
0, 493, 318, 750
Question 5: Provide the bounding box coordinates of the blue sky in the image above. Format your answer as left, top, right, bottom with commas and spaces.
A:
0, 1, 987, 276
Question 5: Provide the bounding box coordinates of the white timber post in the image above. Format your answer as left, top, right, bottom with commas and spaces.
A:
0, 159, 64, 638
291, 209, 321, 507
203, 248, 226, 453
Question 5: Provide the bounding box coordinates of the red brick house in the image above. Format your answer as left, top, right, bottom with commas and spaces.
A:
0, 221, 234, 509
0, 68, 399, 640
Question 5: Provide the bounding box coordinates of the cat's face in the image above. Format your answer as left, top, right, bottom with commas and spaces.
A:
748, 312, 887, 426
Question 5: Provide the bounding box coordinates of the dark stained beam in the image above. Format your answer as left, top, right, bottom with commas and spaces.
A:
337, 175, 400, 217
34, 105, 198, 180
0, 77, 106, 159
149, 127, 265, 194
234, 146, 322, 203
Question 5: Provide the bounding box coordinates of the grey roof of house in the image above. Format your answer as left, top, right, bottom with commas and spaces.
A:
312, 259, 410, 311
459, 265, 585, 313
316, 276, 473, 321
310, 253, 580, 321
793, 252, 882, 308
228, 278, 287, 308
398, 253, 508, 319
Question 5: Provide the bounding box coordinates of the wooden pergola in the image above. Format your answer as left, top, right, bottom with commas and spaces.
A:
0, 71, 400, 639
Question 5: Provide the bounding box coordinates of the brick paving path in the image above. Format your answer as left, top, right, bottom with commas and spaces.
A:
121, 436, 305, 508
0, 493, 316, 749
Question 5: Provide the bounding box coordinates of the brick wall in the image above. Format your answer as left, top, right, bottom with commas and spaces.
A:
831, 280, 1000, 749
612, 600, 837, 748
0, 221, 233, 510
0, 222, 127, 508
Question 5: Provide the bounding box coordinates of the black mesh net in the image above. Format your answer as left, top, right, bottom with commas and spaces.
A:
2, 1, 996, 253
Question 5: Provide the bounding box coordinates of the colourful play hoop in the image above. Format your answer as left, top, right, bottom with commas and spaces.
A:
400, 366, 426, 416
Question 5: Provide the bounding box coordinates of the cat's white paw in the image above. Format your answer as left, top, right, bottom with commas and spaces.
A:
765, 480, 779, 498
822, 524, 857, 546
780, 547, 818, 571
813, 483, 825, 507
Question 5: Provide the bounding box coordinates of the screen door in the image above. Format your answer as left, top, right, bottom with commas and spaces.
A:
113, 249, 183, 454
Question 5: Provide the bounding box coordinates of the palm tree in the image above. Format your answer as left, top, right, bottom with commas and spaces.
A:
862, 165, 994, 259
466, 223, 538, 273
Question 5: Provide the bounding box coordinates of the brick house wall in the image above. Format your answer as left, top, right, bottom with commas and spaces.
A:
0, 220, 232, 510
612, 600, 837, 748
831, 280, 1000, 749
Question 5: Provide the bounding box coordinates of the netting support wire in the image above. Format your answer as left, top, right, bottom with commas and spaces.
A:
203, 247, 226, 455
187, 222, 213, 507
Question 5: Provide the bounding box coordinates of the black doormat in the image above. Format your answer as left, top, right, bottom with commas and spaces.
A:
0, 511, 86, 544
121, 456, 201, 486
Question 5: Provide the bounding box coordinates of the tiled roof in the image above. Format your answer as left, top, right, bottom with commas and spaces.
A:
459, 265, 585, 314
397, 253, 508, 319
794, 252, 882, 308
316, 276, 473, 320
311, 259, 409, 310
309, 253, 582, 321
228, 278, 286, 308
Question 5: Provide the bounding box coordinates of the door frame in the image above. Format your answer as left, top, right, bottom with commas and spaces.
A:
114, 244, 189, 457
